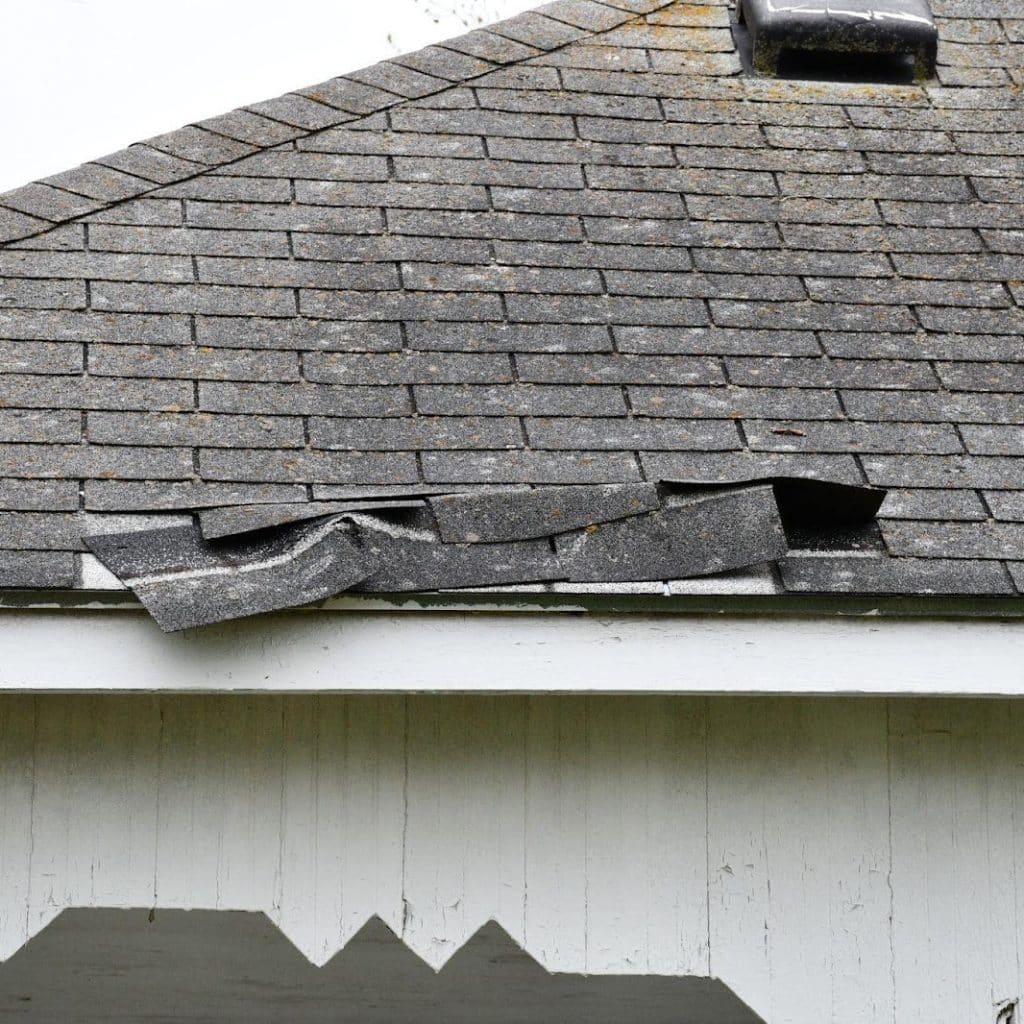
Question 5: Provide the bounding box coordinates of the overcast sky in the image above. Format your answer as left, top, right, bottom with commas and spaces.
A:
0, 0, 537, 193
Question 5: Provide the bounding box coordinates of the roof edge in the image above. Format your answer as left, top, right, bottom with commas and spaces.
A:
2, 588, 1024, 622
0, 0, 671, 247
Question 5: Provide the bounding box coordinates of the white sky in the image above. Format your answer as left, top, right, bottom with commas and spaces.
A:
0, 0, 538, 193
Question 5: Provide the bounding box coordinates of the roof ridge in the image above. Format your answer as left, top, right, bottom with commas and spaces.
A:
0, 0, 673, 250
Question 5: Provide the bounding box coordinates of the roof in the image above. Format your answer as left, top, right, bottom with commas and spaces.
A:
0, 0, 1022, 614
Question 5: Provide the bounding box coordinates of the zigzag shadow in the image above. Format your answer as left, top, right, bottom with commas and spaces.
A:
0, 909, 765, 1023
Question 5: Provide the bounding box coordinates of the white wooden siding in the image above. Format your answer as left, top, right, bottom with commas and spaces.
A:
0, 695, 1021, 1024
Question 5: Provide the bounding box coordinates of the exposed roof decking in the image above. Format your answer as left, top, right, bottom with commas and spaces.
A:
0, 0, 1022, 599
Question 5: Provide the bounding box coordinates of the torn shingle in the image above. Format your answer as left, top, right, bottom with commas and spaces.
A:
347, 512, 564, 592
557, 484, 788, 583
198, 499, 428, 540
132, 527, 371, 631
429, 483, 660, 543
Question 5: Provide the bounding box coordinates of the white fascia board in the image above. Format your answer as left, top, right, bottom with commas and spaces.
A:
0, 608, 1022, 696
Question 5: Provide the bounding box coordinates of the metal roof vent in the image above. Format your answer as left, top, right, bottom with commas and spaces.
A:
736, 0, 938, 80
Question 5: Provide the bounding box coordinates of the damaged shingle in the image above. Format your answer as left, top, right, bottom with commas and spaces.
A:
429, 482, 660, 543
132, 528, 370, 631
347, 510, 564, 592
80, 476, 887, 628
556, 484, 788, 583
86, 519, 370, 631
197, 498, 428, 540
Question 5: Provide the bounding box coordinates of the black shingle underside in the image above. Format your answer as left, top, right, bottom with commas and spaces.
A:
1, 0, 1022, 603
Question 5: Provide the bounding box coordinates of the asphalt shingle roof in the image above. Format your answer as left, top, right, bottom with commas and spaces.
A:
0, 0, 1022, 601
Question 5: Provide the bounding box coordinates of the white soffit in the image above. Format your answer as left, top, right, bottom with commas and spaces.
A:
0, 608, 1021, 696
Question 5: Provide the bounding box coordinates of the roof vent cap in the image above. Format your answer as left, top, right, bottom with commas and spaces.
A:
737, 0, 938, 80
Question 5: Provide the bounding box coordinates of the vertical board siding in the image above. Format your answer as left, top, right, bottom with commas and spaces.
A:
0, 695, 1021, 1024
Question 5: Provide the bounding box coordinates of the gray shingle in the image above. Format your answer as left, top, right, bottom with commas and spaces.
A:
526, 417, 741, 451
88, 411, 304, 449
143, 126, 258, 165
200, 381, 411, 417
310, 416, 522, 451
711, 301, 917, 333
347, 60, 450, 99
960, 425, 1024, 455
405, 322, 613, 353
746, 420, 963, 455
293, 233, 491, 265
726, 357, 938, 390
0, 444, 192, 480
199, 449, 420, 484
0, 340, 83, 374
87, 342, 292, 389
42, 162, 152, 202
507, 295, 710, 326
196, 257, 400, 291
489, 10, 590, 47
389, 209, 581, 241
429, 481, 659, 542
220, 151, 389, 180
2, 184, 96, 222
443, 29, 543, 64
780, 555, 1013, 595
642, 451, 864, 485
879, 488, 988, 522
0, 375, 194, 412
245, 94, 348, 130
0, 250, 194, 283
0, 480, 79, 511
422, 450, 641, 483
416, 384, 628, 416
557, 485, 787, 583
884, 521, 1024, 560
300, 290, 502, 322
90, 282, 296, 317
988, 492, 1024, 522
194, 109, 305, 147
630, 386, 843, 420
393, 45, 498, 82
298, 77, 402, 114
305, 352, 512, 385
96, 145, 206, 184
0, 207, 53, 244
131, 526, 370, 631
518, 354, 723, 385
185, 201, 382, 234
158, 177, 292, 203
195, 316, 403, 353
86, 198, 183, 226
937, 362, 1024, 392
296, 180, 490, 210
616, 327, 820, 357
350, 518, 562, 594
0, 278, 86, 310
0, 551, 77, 589
401, 263, 602, 295
844, 389, 1024, 425
88, 225, 290, 258
0, 409, 81, 443
862, 455, 1024, 489
84, 480, 307, 511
